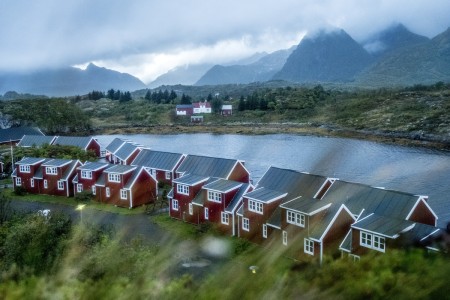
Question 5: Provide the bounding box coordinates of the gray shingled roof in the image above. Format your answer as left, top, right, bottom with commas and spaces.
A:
105, 138, 126, 153
33, 166, 44, 179
225, 183, 251, 213
203, 179, 243, 193
78, 161, 110, 171
192, 190, 206, 206
0, 127, 43, 143
256, 167, 328, 199
72, 174, 79, 183
267, 207, 282, 229
104, 165, 136, 174
173, 173, 209, 186
321, 180, 420, 220
131, 149, 184, 171
114, 142, 139, 161
124, 167, 145, 189
281, 196, 331, 215
42, 158, 72, 167
245, 187, 287, 203
95, 174, 106, 186
176, 155, 239, 178
53, 136, 95, 149
16, 157, 46, 165
62, 161, 79, 180
352, 214, 414, 238
17, 135, 55, 147
339, 230, 353, 252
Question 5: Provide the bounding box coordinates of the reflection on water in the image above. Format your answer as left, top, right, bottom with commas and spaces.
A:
95, 133, 450, 227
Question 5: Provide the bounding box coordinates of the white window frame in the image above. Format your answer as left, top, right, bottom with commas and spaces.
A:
208, 191, 222, 203
108, 173, 121, 183
177, 184, 189, 195
92, 185, 96, 195
304, 238, 314, 255
287, 211, 305, 227
106, 187, 110, 197
360, 231, 385, 252
120, 189, 127, 200
19, 165, 30, 173
242, 218, 250, 231
77, 184, 83, 193
262, 224, 267, 238
30, 178, 34, 187
165, 172, 171, 180
57, 180, 64, 190
150, 169, 155, 176
44, 180, 48, 189
221, 212, 229, 225
46, 166, 57, 175
204, 207, 209, 220
81, 170, 92, 179
189, 203, 193, 215
248, 200, 263, 214
15, 177, 22, 186
282, 231, 288, 245
172, 199, 179, 211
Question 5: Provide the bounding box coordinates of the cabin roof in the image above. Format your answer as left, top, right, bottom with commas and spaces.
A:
0, 127, 44, 143
42, 158, 73, 167
352, 214, 414, 238
267, 207, 282, 229
16, 157, 46, 165
78, 161, 110, 171
225, 183, 251, 213
53, 136, 95, 149
131, 149, 184, 171
176, 154, 240, 179
192, 190, 205, 206
245, 187, 287, 203
173, 173, 209, 186
281, 196, 330, 215
17, 135, 56, 147
104, 164, 136, 174
114, 142, 139, 161
176, 104, 193, 109
203, 179, 242, 193
105, 138, 126, 153
62, 161, 79, 180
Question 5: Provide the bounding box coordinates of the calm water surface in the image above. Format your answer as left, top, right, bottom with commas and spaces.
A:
95, 134, 450, 228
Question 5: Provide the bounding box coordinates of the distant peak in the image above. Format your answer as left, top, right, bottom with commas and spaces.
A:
86, 62, 98, 69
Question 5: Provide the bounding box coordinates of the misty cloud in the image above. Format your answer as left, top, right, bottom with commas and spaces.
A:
1, 0, 449, 83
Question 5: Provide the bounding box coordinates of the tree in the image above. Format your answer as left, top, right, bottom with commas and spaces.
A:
144, 90, 151, 101
238, 96, 246, 111
211, 97, 223, 114
180, 93, 192, 105
0, 191, 11, 225
207, 93, 213, 102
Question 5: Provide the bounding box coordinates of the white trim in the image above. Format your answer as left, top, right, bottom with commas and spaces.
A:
15, 177, 22, 186
44, 179, 48, 189
19, 165, 31, 173
282, 231, 288, 245
262, 224, 267, 238
221, 212, 229, 225
226, 160, 250, 181
106, 187, 110, 197
246, 191, 288, 204
57, 180, 64, 190
304, 238, 314, 255
91, 185, 96, 195
287, 210, 305, 227
172, 199, 179, 211
120, 189, 127, 200
207, 190, 222, 203
248, 199, 263, 214
338, 229, 353, 252
177, 184, 189, 195
80, 170, 92, 179
227, 184, 253, 214
360, 231, 385, 252
313, 178, 336, 199
30, 178, 34, 187
406, 196, 438, 226
77, 184, 83, 193
419, 228, 441, 242
204, 207, 209, 220
242, 217, 249, 231
189, 203, 193, 215
46, 166, 58, 175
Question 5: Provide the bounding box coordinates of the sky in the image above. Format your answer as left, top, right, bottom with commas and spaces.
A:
1, 0, 449, 84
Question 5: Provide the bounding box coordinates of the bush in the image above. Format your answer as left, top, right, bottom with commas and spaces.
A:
13, 186, 27, 196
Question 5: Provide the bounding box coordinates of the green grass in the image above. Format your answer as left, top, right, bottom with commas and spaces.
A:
5, 188, 147, 215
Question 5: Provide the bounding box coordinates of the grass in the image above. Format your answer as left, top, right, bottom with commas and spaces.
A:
5, 188, 147, 215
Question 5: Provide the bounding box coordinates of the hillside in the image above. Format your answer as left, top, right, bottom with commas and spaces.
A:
0, 63, 146, 97
273, 29, 373, 83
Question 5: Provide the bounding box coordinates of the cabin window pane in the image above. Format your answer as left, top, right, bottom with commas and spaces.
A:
204, 208, 209, 220
92, 186, 96, 195
108, 173, 120, 183
165, 172, 171, 180
248, 200, 263, 214
177, 184, 189, 195
30, 178, 34, 187
106, 187, 110, 197
262, 224, 267, 238
360, 231, 385, 252
19, 165, 30, 173
77, 184, 83, 193
242, 218, 249, 231
189, 203, 193, 215
44, 180, 48, 189
120, 189, 127, 200
287, 211, 305, 227
46, 167, 57, 175
57, 181, 64, 190
15, 177, 22, 186
81, 170, 92, 179
172, 199, 179, 211
208, 191, 222, 203
221, 212, 229, 225
304, 239, 314, 255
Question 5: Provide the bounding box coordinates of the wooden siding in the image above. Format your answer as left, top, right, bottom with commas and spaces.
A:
409, 200, 436, 226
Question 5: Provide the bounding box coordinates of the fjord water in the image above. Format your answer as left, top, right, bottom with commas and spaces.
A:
95, 134, 450, 228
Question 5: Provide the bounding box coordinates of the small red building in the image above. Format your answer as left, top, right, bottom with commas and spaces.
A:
94, 165, 157, 208
176, 105, 194, 116
52, 136, 102, 158
221, 105, 233, 116
12, 157, 48, 194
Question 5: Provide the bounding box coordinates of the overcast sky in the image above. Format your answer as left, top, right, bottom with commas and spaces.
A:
1, 0, 449, 84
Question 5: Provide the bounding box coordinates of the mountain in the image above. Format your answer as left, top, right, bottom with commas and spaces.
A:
148, 64, 213, 88
195, 47, 294, 86
357, 27, 450, 86
363, 23, 429, 56
0, 63, 146, 97
273, 29, 373, 83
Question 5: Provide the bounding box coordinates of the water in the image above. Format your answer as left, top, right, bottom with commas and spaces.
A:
95, 133, 450, 228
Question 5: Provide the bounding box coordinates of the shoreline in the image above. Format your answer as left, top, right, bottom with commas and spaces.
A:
92, 123, 450, 152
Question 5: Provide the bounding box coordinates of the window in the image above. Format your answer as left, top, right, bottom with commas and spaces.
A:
57, 181, 64, 190
77, 184, 83, 193
283, 231, 288, 245
204, 208, 209, 220
120, 189, 127, 200
165, 172, 171, 180
221, 212, 229, 225
15, 177, 22, 186
92, 186, 96, 195
177, 184, 189, 195
44, 180, 48, 189
304, 239, 314, 255
46, 167, 57, 175
108, 173, 120, 183
242, 218, 249, 231
189, 203, 193, 215
262, 224, 267, 238
248, 200, 263, 214
106, 187, 110, 197
81, 170, 92, 179
172, 199, 179, 211
208, 191, 222, 203
30, 178, 34, 187
287, 211, 305, 227
360, 232, 385, 252
19, 165, 30, 173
